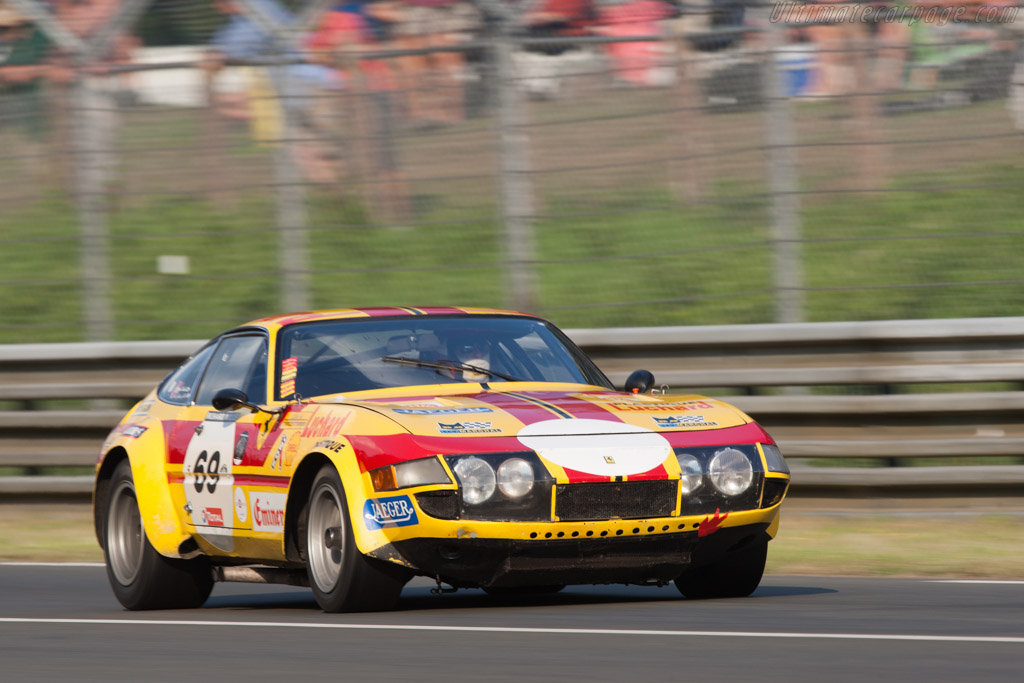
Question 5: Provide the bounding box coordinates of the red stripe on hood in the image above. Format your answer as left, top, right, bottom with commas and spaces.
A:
521, 391, 628, 423
472, 392, 566, 426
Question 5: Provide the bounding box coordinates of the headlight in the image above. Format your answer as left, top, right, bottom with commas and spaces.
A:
497, 458, 534, 498
369, 457, 451, 491
453, 456, 496, 505
675, 453, 703, 494
761, 443, 790, 474
708, 447, 753, 496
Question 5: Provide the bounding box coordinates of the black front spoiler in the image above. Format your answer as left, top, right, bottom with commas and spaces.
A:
390, 523, 771, 588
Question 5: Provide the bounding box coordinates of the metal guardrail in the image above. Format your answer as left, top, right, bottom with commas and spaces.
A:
3, 316, 1024, 498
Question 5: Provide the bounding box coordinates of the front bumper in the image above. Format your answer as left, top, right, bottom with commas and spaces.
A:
391, 521, 772, 588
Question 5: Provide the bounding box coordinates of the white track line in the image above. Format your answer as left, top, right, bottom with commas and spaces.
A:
928, 580, 1024, 585
0, 618, 1021, 644
0, 562, 104, 567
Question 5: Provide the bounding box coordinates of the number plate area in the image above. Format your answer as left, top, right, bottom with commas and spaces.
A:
183, 415, 242, 549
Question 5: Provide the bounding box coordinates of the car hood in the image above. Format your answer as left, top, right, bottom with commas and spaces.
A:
346, 387, 751, 437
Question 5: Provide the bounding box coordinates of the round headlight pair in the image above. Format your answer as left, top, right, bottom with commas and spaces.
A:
454, 456, 534, 505
677, 448, 754, 497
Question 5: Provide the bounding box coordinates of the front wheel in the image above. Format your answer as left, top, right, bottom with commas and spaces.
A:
103, 460, 213, 610
674, 539, 768, 600
304, 464, 409, 612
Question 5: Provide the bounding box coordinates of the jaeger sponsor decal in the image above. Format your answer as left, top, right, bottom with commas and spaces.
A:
608, 400, 717, 413
363, 495, 419, 530
437, 421, 502, 434
301, 414, 350, 439
394, 407, 493, 415
251, 493, 286, 532
653, 415, 719, 428
200, 507, 225, 527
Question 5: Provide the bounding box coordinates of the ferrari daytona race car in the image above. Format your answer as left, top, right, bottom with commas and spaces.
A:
94, 307, 790, 612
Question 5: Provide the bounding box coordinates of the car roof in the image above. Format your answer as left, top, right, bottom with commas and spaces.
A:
245, 307, 538, 332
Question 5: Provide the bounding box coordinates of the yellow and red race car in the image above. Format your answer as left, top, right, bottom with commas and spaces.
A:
94, 307, 790, 612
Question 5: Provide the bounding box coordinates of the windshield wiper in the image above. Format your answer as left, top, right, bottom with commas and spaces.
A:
380, 356, 523, 382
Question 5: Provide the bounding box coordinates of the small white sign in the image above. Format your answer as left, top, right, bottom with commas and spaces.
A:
157, 255, 190, 275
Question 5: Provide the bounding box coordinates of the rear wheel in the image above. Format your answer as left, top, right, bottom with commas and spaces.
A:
103, 460, 213, 610
304, 464, 409, 612
674, 539, 768, 600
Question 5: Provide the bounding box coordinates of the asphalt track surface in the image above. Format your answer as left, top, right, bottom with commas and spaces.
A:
2, 565, 1022, 682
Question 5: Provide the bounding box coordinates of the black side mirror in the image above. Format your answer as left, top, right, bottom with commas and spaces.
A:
624, 369, 656, 395
212, 388, 257, 412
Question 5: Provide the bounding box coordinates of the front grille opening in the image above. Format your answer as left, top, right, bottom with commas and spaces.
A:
416, 491, 459, 520
555, 480, 678, 522
761, 479, 789, 508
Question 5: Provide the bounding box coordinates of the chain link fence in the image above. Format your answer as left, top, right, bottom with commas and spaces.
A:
2, 0, 1023, 342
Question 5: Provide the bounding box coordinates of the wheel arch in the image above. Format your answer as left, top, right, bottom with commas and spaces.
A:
93, 446, 129, 548
285, 452, 332, 563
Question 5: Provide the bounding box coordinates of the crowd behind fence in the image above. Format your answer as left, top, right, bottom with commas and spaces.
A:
1, 0, 1023, 344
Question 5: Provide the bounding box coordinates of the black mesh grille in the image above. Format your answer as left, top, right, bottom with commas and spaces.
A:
555, 481, 678, 521
416, 491, 459, 520
761, 479, 788, 508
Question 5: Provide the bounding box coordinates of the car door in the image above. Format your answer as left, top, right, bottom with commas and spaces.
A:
180, 333, 268, 552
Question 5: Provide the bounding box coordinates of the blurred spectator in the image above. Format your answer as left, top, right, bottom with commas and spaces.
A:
802, 1, 855, 98
592, 0, 674, 87
516, 0, 598, 99
521, 0, 596, 47
53, 0, 141, 102
0, 4, 62, 180
307, 2, 410, 220
206, 0, 342, 182
389, 0, 481, 124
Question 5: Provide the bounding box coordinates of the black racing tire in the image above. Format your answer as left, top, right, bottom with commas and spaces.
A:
483, 585, 566, 597
674, 539, 768, 600
304, 464, 409, 613
103, 460, 213, 610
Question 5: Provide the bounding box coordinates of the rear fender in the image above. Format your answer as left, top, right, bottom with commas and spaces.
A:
95, 419, 192, 558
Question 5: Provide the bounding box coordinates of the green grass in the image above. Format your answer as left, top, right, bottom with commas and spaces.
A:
6, 162, 1022, 343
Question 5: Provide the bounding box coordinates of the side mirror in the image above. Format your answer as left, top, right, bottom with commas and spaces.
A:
624, 369, 655, 394
212, 388, 257, 412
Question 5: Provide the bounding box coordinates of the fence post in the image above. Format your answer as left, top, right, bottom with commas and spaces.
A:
71, 75, 114, 342
761, 21, 804, 324
672, 26, 706, 203
493, 16, 538, 312
268, 64, 312, 313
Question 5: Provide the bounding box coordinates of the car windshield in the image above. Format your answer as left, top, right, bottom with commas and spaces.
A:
274, 316, 610, 400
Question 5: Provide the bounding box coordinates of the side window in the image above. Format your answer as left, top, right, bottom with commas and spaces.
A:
193, 336, 268, 406
157, 344, 216, 406
242, 342, 268, 404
